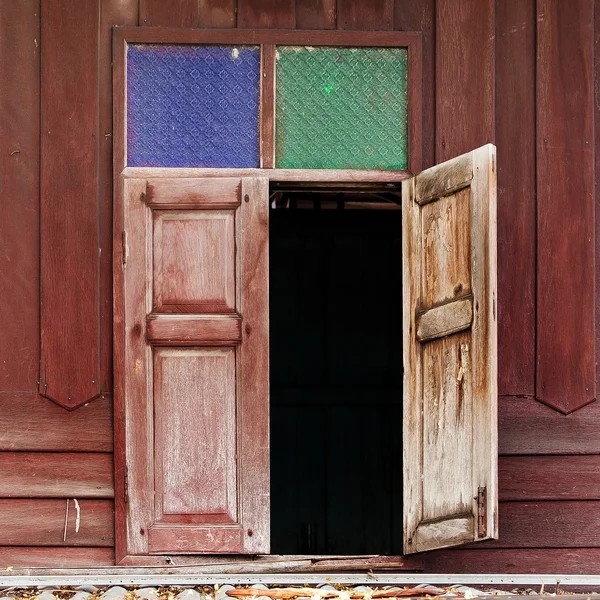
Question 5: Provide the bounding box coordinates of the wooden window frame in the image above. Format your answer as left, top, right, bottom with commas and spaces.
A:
113, 27, 423, 180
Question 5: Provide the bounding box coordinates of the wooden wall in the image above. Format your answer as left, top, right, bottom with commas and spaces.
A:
0, 0, 598, 572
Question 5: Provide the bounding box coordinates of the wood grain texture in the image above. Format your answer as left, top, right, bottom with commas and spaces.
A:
536, 0, 595, 413
499, 395, 600, 454
237, 0, 296, 28
394, 0, 435, 169
0, 393, 113, 452
0, 547, 114, 568
403, 145, 497, 554
99, 0, 139, 394
40, 0, 101, 409
416, 298, 473, 343
0, 0, 40, 391
495, 0, 536, 396
0, 453, 113, 498
499, 455, 600, 501
146, 178, 241, 208
147, 315, 242, 345
295, 0, 336, 28
436, 0, 495, 162
338, 0, 393, 30
424, 548, 600, 574
199, 0, 236, 27
139, 0, 198, 27
0, 499, 114, 547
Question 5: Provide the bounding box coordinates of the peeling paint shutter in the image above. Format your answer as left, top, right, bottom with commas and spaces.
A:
402, 144, 498, 554
117, 177, 269, 559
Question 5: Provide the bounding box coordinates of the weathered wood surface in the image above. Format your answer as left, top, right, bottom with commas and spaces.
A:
498, 395, 600, 454
0, 0, 40, 392
0, 499, 114, 547
296, 0, 336, 29
495, 0, 536, 396
199, 0, 237, 28
0, 393, 113, 452
0, 452, 113, 498
140, 0, 198, 27
147, 315, 242, 345
403, 145, 497, 554
536, 0, 596, 413
337, 0, 393, 30
0, 547, 115, 568
237, 0, 296, 28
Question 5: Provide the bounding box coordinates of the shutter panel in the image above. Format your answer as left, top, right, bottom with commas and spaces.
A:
118, 176, 269, 558
403, 144, 498, 554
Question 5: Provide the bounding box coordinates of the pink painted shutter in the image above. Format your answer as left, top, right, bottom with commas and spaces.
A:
403, 144, 498, 554
117, 176, 269, 557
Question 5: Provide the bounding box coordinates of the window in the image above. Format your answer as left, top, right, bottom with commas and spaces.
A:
113, 28, 497, 564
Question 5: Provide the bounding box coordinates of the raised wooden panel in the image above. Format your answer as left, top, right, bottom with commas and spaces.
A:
0, 499, 114, 547
154, 348, 237, 522
421, 188, 472, 307
147, 315, 242, 346
153, 211, 236, 313
536, 0, 595, 413
0, 453, 113, 498
146, 178, 241, 208
0, 393, 113, 452
0, 0, 40, 391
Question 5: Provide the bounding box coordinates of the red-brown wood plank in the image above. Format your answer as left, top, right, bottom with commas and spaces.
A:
536, 0, 595, 414
337, 0, 393, 30
0, 499, 114, 547
0, 453, 113, 498
99, 0, 139, 395
499, 455, 600, 500
0, 0, 40, 392
296, 0, 336, 29
394, 0, 435, 170
40, 0, 101, 409
435, 0, 495, 162
0, 547, 114, 568
495, 0, 536, 396
199, 0, 237, 28
237, 0, 296, 28
499, 395, 600, 454
140, 0, 199, 27
481, 501, 600, 548
424, 548, 600, 574
0, 393, 113, 452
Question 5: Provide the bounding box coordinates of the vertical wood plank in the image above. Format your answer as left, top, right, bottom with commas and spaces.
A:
295, 0, 336, 29
237, 0, 296, 28
495, 0, 536, 396
139, 0, 199, 27
394, 0, 435, 170
338, 0, 393, 30
199, 0, 237, 27
536, 0, 595, 413
436, 0, 495, 162
0, 0, 40, 391
99, 0, 139, 394
596, 0, 600, 396
40, 0, 101, 409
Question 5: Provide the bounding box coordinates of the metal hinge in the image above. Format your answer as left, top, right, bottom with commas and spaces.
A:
122, 230, 128, 266
124, 466, 129, 504
477, 486, 487, 538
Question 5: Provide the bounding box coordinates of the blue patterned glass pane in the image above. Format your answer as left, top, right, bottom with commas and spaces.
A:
127, 44, 260, 167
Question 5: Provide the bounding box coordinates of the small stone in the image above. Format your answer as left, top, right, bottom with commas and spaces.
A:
176, 590, 202, 600
36, 593, 58, 600
100, 586, 129, 600
214, 584, 235, 600
69, 593, 93, 600
136, 589, 160, 600
76, 587, 99, 594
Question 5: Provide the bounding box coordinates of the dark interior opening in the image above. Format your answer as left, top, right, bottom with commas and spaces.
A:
269, 188, 403, 555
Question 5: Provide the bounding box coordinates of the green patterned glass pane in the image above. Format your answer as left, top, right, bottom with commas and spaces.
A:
275, 47, 408, 170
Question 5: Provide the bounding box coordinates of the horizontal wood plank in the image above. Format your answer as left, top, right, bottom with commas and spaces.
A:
146, 178, 241, 208
499, 395, 600, 454
478, 501, 600, 548
147, 315, 242, 345
424, 547, 600, 574
416, 298, 473, 342
0, 499, 114, 547
148, 526, 243, 554
0, 546, 114, 568
0, 393, 113, 452
0, 453, 113, 498
414, 153, 473, 205
499, 455, 600, 501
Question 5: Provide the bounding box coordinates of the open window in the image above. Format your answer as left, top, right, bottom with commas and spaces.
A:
113, 28, 497, 564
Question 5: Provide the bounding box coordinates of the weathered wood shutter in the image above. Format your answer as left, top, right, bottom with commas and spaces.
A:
403, 144, 498, 554
116, 176, 269, 559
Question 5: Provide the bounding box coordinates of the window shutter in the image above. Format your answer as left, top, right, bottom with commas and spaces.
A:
403, 144, 498, 554
117, 176, 269, 558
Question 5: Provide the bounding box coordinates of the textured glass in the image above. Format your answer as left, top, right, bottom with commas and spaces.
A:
276, 47, 408, 170
127, 44, 260, 167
